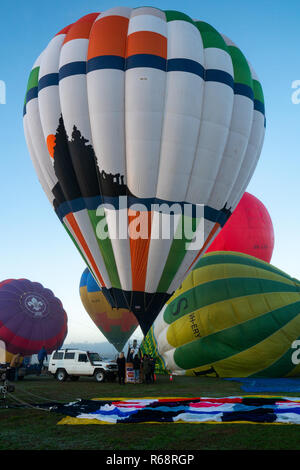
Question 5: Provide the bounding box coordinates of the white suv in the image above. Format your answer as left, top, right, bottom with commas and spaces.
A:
48, 349, 118, 383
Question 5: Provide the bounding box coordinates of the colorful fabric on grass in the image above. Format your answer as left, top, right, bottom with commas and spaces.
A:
52, 396, 300, 425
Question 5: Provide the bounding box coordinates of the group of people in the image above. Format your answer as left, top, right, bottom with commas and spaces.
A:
116, 351, 156, 385
140, 354, 156, 385
6, 346, 48, 381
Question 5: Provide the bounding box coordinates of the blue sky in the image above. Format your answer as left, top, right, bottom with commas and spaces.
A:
0, 0, 299, 344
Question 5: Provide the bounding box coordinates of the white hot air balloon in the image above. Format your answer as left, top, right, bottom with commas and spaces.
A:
23, 7, 266, 334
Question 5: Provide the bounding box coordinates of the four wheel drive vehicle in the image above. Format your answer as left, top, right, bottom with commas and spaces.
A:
48, 349, 118, 382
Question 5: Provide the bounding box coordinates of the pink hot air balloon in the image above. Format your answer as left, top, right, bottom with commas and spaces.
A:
207, 192, 274, 262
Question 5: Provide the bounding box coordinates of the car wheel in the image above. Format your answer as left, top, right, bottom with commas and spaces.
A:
56, 369, 68, 382
94, 370, 105, 383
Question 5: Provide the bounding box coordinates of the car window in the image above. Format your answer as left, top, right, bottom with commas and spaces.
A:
78, 354, 88, 362
64, 352, 75, 360
52, 352, 63, 360
89, 353, 101, 362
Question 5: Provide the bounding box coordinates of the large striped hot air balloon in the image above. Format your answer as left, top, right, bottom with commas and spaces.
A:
206, 192, 274, 262
79, 268, 138, 352
143, 252, 300, 378
23, 7, 266, 334
0, 279, 68, 356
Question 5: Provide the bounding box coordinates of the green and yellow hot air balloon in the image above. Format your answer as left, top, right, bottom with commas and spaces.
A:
142, 252, 300, 378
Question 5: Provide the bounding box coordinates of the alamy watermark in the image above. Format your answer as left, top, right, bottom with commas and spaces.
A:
0, 80, 6, 104
94, 197, 205, 251
291, 80, 300, 104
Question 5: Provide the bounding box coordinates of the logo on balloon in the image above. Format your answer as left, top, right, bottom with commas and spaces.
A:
22, 293, 48, 318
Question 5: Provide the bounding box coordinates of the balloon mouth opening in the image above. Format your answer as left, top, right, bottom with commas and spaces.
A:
101, 287, 172, 336
20, 292, 49, 319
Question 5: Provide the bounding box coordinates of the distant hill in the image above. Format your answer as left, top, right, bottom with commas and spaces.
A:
29, 336, 143, 364
62, 338, 142, 360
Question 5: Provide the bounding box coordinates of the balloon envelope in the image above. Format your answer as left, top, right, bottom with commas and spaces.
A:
207, 192, 274, 262
0, 279, 68, 356
79, 268, 138, 352
24, 7, 266, 334
143, 252, 300, 377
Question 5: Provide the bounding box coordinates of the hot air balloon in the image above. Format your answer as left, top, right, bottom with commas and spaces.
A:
80, 268, 138, 352
143, 252, 300, 378
0, 279, 68, 356
23, 7, 266, 334
206, 192, 274, 262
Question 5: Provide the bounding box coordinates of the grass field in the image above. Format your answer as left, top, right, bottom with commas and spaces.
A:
1, 374, 300, 450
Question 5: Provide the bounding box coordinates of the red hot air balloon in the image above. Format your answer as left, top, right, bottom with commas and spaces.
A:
0, 279, 68, 356
206, 192, 274, 262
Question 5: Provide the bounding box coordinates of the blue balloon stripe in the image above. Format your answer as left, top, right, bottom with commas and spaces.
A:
23, 87, 38, 115
25, 56, 264, 118
254, 99, 265, 115
167, 58, 205, 78
87, 55, 125, 73
126, 54, 166, 71
38, 73, 59, 93
39, 57, 234, 88
25, 86, 38, 103
234, 82, 254, 101
205, 69, 234, 89
59, 61, 87, 80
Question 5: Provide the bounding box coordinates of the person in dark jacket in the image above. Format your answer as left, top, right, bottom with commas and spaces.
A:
133, 354, 141, 384
142, 354, 151, 384
38, 346, 48, 368
117, 352, 126, 385
150, 356, 156, 383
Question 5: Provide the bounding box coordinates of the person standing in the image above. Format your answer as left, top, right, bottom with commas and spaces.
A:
150, 356, 156, 383
133, 354, 141, 384
142, 354, 151, 384
38, 346, 48, 368
9, 353, 22, 381
117, 352, 126, 385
